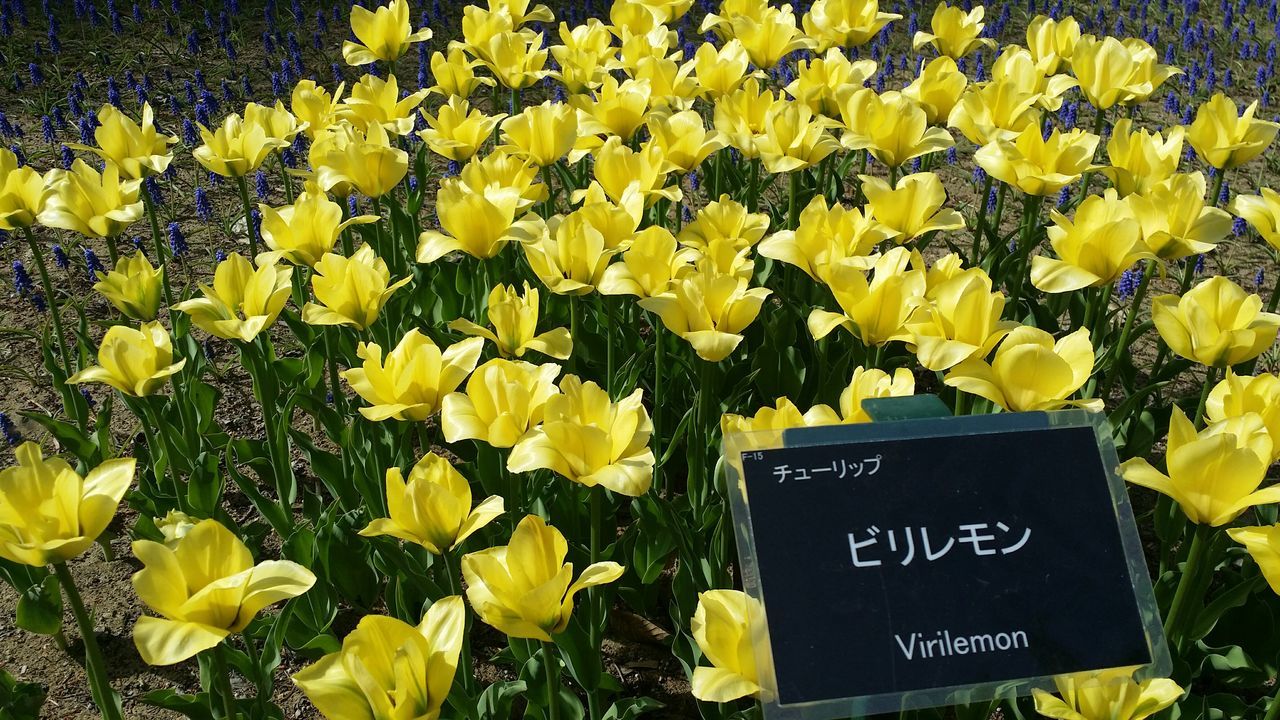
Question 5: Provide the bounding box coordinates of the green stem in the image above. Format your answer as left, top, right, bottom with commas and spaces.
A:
143, 395, 187, 512
542, 641, 561, 720
234, 174, 257, 257
141, 189, 175, 309
1006, 193, 1044, 312
208, 644, 237, 720
787, 172, 801, 230
510, 86, 519, 116
587, 488, 604, 719
1209, 168, 1227, 210
324, 328, 343, 413
1101, 258, 1156, 397
604, 297, 615, 396
1195, 366, 1220, 427
982, 182, 1009, 270
53, 563, 122, 720
747, 158, 761, 212
1163, 523, 1211, 651
541, 164, 555, 217
652, 325, 664, 495
22, 228, 72, 373
441, 552, 477, 697
1076, 106, 1109, 206
971, 172, 994, 266
1263, 682, 1280, 720
276, 151, 295, 203
569, 296, 581, 374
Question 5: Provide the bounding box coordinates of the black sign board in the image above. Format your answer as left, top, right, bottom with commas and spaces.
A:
724, 407, 1167, 718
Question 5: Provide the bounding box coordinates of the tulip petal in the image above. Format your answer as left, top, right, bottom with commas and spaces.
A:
231, 560, 317, 631
452, 495, 506, 550
523, 327, 574, 360
133, 615, 228, 666
691, 667, 761, 702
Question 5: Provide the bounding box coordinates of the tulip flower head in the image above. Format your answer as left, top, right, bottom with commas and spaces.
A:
258, 186, 379, 267
679, 195, 771, 253
912, 3, 996, 59
908, 268, 1016, 371
690, 589, 764, 702
1128, 173, 1232, 260
1031, 190, 1150, 293
343, 330, 484, 421
302, 246, 411, 330
755, 99, 840, 173
975, 124, 1099, 196
442, 358, 562, 448
508, 374, 655, 495
482, 31, 550, 90
809, 247, 929, 347
839, 367, 917, 422
341, 0, 432, 65
94, 252, 164, 321
70, 103, 177, 180
39, 158, 144, 238
1206, 371, 1280, 461
1121, 409, 1275, 526
418, 176, 542, 264
1071, 35, 1180, 110
1025, 14, 1080, 74
343, 74, 431, 136
1230, 187, 1280, 252
131, 519, 316, 665
173, 253, 292, 342
68, 321, 185, 397
463, 515, 625, 641
786, 48, 878, 119
245, 100, 308, 146
427, 47, 494, 99
947, 75, 1043, 146
944, 326, 1103, 412
1031, 668, 1181, 720
990, 45, 1079, 112
0, 148, 45, 230
582, 137, 682, 207
861, 172, 966, 242
714, 78, 777, 158
499, 101, 577, 167
291, 80, 346, 140
360, 452, 504, 553
725, 5, 814, 69
0, 442, 135, 567
759, 194, 894, 279
721, 397, 840, 436
647, 110, 726, 175
1152, 276, 1280, 367
1187, 92, 1280, 170
600, 225, 698, 298
293, 597, 465, 720
193, 112, 288, 178
838, 89, 954, 168
449, 282, 573, 359
1101, 119, 1185, 197
903, 56, 968, 125
309, 121, 408, 198
1228, 525, 1280, 596
691, 39, 753, 99
802, 0, 901, 51
640, 259, 772, 362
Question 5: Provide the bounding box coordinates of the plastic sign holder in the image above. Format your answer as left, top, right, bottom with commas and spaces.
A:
721, 396, 1170, 719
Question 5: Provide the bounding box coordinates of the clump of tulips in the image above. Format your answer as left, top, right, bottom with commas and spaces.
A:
3, 0, 1280, 718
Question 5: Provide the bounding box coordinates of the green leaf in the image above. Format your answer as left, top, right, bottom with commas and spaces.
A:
601, 697, 664, 720
553, 617, 603, 691
140, 689, 216, 720
475, 680, 527, 720
0, 668, 47, 720
15, 575, 62, 636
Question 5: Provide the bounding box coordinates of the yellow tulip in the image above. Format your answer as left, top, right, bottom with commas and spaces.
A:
258, 186, 379, 267
1206, 370, 1280, 461
759, 194, 895, 280
293, 597, 464, 720
627, 0, 692, 22
448, 282, 573, 359
38, 159, 143, 238
94, 252, 164, 321
902, 56, 968, 125
787, 48, 878, 118
463, 515, 625, 640
975, 124, 1099, 196
550, 20, 619, 92
193, 112, 286, 178
442, 358, 562, 448
802, 0, 902, 51
1121, 409, 1275, 526
713, 78, 776, 158
990, 45, 1078, 112
457, 149, 548, 213
1025, 14, 1080, 74
291, 80, 346, 140
1031, 669, 1181, 720
1070, 35, 1180, 110
522, 211, 619, 296
341, 0, 431, 65
1100, 119, 1184, 197
861, 172, 965, 241
568, 182, 646, 249
499, 101, 577, 167
612, 0, 668, 40
302, 246, 411, 330
912, 2, 995, 59
172, 254, 292, 342
946, 76, 1043, 145
343, 330, 484, 422
1186, 92, 1280, 170
647, 109, 726, 174
1227, 525, 1280, 596
1031, 190, 1149, 293
488, 0, 555, 25
690, 589, 763, 702
360, 453, 504, 553
132, 519, 315, 665
1128, 173, 1232, 260
691, 39, 753, 99
419, 97, 505, 163
574, 75, 653, 143
1230, 187, 1280, 252
309, 121, 408, 198
244, 100, 307, 146
583, 136, 681, 207
908, 268, 1016, 371
155, 510, 196, 546
631, 51, 700, 112
809, 247, 928, 346
0, 442, 134, 567
838, 89, 954, 168
600, 225, 698, 298
639, 260, 772, 362
482, 31, 550, 90
839, 367, 916, 422
427, 48, 494, 99
68, 321, 185, 397
343, 73, 429, 136
700, 0, 767, 35
944, 326, 1103, 411
1152, 276, 1280, 367
419, 174, 540, 262
727, 5, 814, 69
755, 99, 840, 173
460, 4, 521, 62
0, 149, 45, 230
678, 195, 770, 253
70, 103, 176, 180
721, 397, 839, 436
